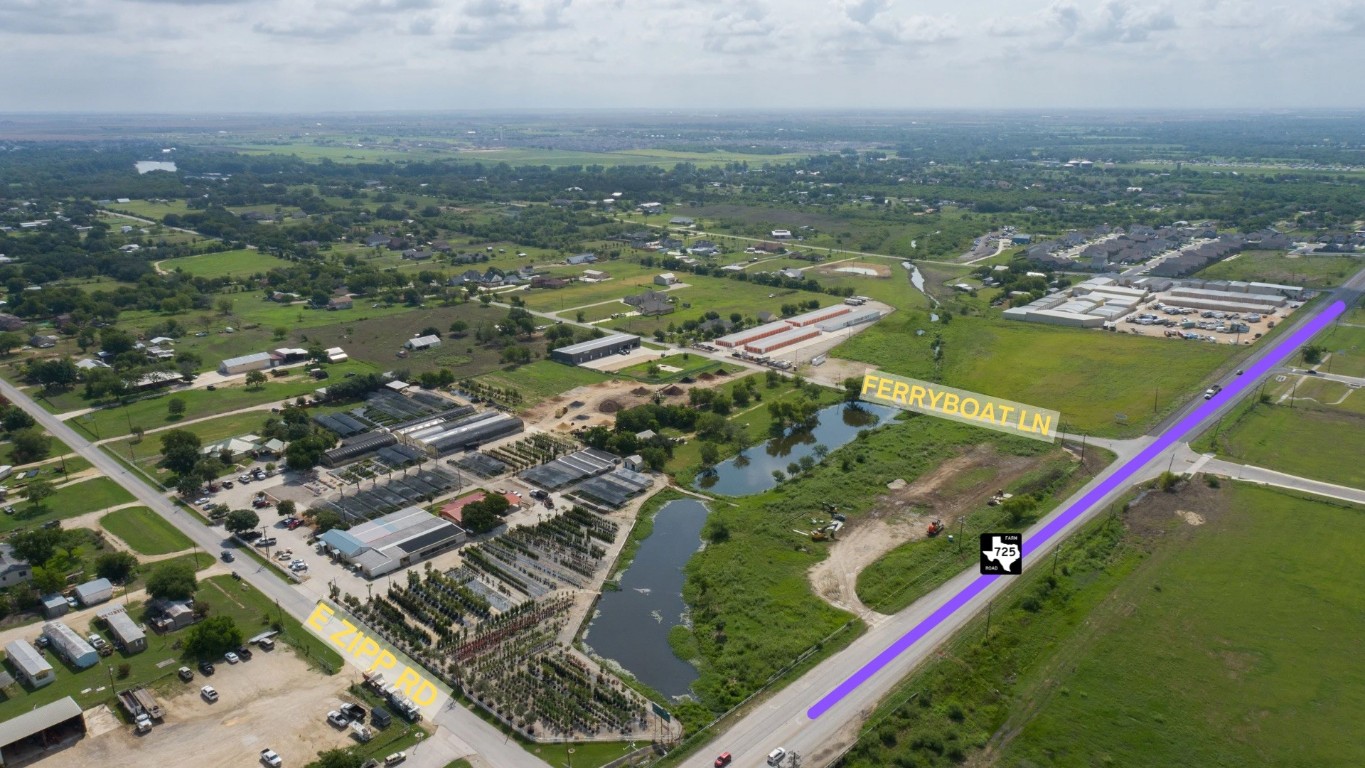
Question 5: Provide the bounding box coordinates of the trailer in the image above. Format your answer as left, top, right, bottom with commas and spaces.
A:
117, 686, 164, 723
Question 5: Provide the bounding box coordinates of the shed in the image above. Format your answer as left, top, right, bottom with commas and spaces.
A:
73, 578, 113, 607
4, 639, 55, 689
0, 696, 86, 764
39, 594, 69, 619
623, 454, 645, 472
404, 335, 441, 351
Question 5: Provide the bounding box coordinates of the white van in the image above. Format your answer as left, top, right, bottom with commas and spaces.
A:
767, 747, 787, 766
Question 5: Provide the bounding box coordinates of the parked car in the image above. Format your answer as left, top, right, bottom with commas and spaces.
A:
195, 497, 211, 506
198, 661, 215, 676
290, 561, 308, 572
327, 710, 349, 728
200, 685, 219, 702
178, 666, 194, 682
340, 702, 366, 722
255, 537, 277, 547
222, 480, 234, 489
239, 474, 253, 483
260, 748, 282, 767
225, 651, 240, 664
384, 753, 406, 766
236, 646, 253, 660
63, 596, 78, 610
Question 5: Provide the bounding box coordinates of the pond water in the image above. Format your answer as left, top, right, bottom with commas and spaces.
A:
583, 498, 709, 699
835, 266, 881, 277
135, 160, 177, 174
694, 402, 899, 496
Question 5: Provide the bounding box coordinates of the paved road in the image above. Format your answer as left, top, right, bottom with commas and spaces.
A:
0, 376, 552, 768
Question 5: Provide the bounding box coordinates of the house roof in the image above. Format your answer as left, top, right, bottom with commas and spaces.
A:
319, 529, 367, 558
73, 578, 112, 601
3, 639, 51, 677
221, 352, 274, 368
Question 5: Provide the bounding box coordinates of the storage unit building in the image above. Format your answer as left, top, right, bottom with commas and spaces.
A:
784, 305, 852, 328
4, 639, 55, 689
816, 308, 883, 332
73, 578, 113, 607
41, 623, 98, 669
744, 326, 822, 355
550, 333, 641, 365
715, 320, 794, 349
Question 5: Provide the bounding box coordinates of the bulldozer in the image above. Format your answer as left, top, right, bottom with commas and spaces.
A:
926, 519, 944, 537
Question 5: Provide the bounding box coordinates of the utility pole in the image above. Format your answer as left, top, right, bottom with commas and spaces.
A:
1153, 385, 1159, 413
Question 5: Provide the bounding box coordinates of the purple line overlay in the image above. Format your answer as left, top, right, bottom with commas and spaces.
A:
808, 299, 1347, 720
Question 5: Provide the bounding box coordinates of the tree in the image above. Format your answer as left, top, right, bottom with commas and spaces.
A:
10, 528, 62, 566
276, 500, 296, 518
0, 331, 24, 355
448, 320, 468, 336
273, 326, 289, 341
95, 551, 139, 583
184, 615, 242, 660
1302, 344, 1326, 365
842, 376, 865, 404
216, 297, 234, 315
1001, 495, 1037, 525
245, 370, 267, 390
167, 397, 187, 418
10, 428, 51, 464
699, 441, 720, 467
225, 509, 261, 534
1, 406, 35, 432
160, 430, 202, 476
146, 561, 198, 601
23, 477, 55, 512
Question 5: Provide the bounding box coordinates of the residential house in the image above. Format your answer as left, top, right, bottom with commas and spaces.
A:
28, 335, 57, 349
581, 269, 610, 281
566, 253, 597, 266
364, 234, 391, 248
402, 249, 432, 261
0, 544, 32, 588
0, 313, 25, 331
654, 273, 679, 287
327, 296, 354, 311
624, 291, 675, 316
771, 229, 792, 239
686, 240, 719, 256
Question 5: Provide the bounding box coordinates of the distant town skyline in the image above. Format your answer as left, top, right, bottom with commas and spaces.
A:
3, 0, 1363, 112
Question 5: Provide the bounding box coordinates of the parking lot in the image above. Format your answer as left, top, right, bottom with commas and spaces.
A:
42, 644, 359, 768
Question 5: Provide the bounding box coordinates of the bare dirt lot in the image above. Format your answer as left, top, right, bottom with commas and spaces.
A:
45, 648, 357, 768
519, 371, 748, 434
808, 444, 1046, 620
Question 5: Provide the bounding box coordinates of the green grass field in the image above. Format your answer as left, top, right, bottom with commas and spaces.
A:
1196, 397, 1365, 488
1001, 485, 1365, 767
617, 353, 722, 383
840, 482, 1365, 768
161, 248, 293, 279
100, 506, 195, 555
0, 476, 135, 533
472, 360, 616, 408
835, 311, 1237, 436
1196, 250, 1363, 288
1318, 324, 1365, 378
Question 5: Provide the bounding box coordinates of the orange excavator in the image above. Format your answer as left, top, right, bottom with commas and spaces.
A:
926, 519, 944, 537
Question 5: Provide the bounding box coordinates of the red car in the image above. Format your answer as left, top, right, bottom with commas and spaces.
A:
714, 753, 732, 768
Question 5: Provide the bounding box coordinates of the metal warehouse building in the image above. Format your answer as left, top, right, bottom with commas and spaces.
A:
744, 326, 821, 355
218, 351, 277, 376
4, 639, 54, 689
817, 308, 883, 332
550, 333, 641, 365
715, 320, 793, 349
322, 432, 398, 467
404, 411, 524, 456
784, 305, 852, 327
317, 507, 466, 578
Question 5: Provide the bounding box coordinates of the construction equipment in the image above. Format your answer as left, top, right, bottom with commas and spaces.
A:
926, 519, 944, 537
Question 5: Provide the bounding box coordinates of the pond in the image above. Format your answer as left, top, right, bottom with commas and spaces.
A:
694, 402, 899, 497
135, 160, 177, 174
583, 498, 709, 699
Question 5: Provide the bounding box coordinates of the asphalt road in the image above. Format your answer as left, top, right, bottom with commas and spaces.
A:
0, 377, 551, 768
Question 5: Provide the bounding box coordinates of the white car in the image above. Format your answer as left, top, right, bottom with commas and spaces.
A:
225, 651, 240, 664
326, 710, 349, 728
290, 561, 308, 572
201, 685, 219, 702
260, 748, 282, 767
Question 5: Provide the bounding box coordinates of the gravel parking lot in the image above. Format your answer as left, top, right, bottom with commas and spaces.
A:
43, 646, 359, 768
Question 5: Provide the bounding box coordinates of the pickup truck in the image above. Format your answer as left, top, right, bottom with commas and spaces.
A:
260, 748, 282, 767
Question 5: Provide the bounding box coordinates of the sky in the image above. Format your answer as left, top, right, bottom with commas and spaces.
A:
3, 0, 1364, 112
